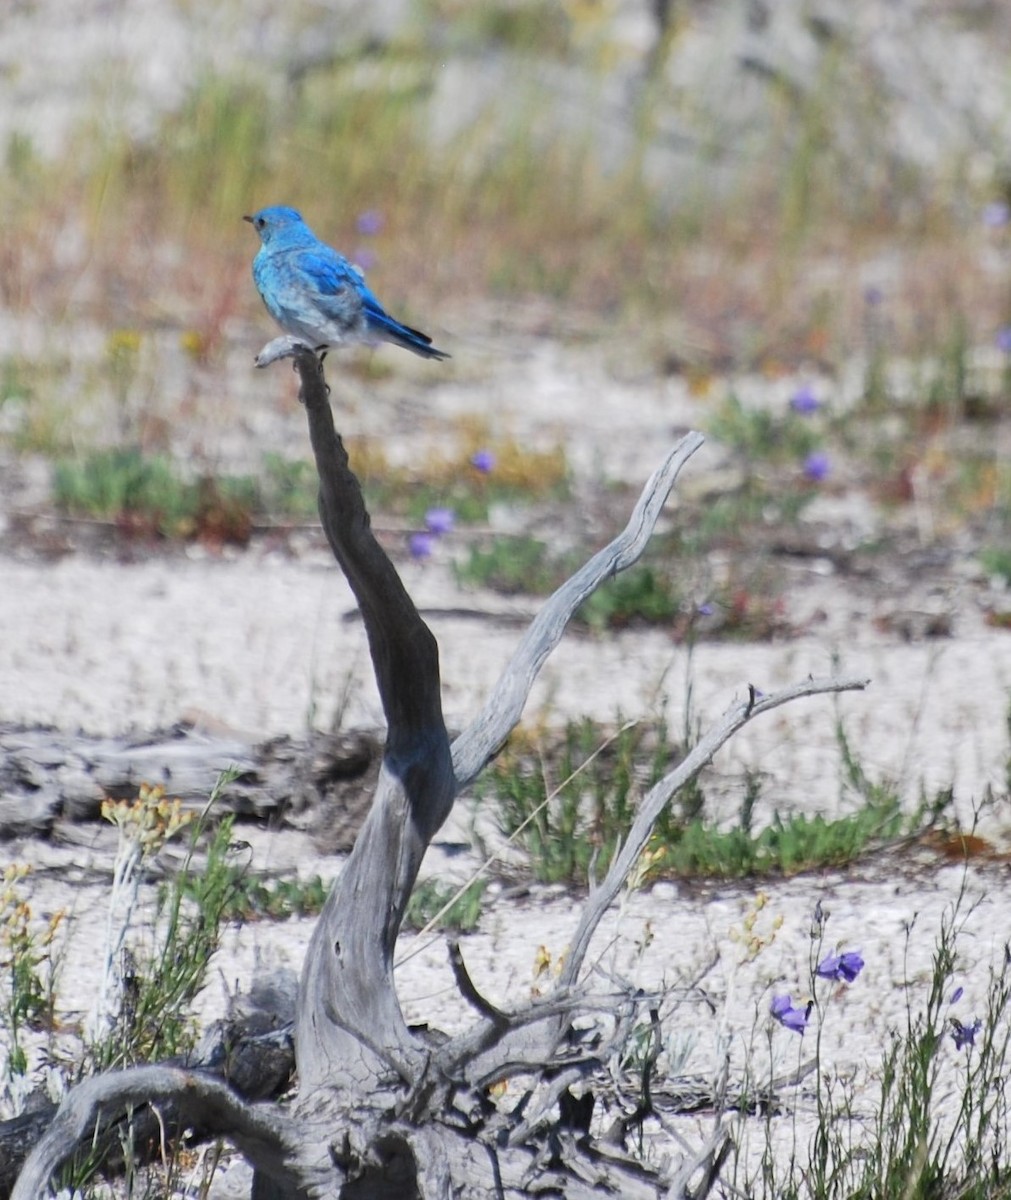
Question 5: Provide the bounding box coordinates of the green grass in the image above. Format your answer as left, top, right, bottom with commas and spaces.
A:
403, 878, 486, 933
750, 888, 1011, 1200
455, 535, 565, 594
52, 447, 261, 542
981, 545, 1011, 586
482, 716, 670, 886
481, 714, 955, 888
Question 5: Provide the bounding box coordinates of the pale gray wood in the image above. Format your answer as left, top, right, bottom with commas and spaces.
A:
450, 430, 706, 789
0, 725, 380, 841
9, 1065, 307, 1200
14, 341, 862, 1200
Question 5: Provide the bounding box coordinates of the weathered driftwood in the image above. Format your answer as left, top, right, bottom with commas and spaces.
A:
0, 1010, 295, 1198
0, 725, 379, 848
12, 336, 869, 1199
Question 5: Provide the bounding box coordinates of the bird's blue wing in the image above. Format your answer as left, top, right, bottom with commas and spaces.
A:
291, 248, 365, 303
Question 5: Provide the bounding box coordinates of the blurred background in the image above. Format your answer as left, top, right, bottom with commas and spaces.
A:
0, 0, 1009, 607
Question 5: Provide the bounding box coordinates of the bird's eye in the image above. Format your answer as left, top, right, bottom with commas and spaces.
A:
255, 217, 266, 230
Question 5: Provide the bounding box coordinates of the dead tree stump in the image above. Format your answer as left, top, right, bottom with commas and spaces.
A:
11, 339, 867, 1199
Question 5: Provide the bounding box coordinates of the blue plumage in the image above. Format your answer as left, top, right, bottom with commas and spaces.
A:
245, 205, 449, 360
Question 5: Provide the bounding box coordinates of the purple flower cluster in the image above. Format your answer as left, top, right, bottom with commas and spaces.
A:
425, 507, 455, 535
471, 448, 496, 474
408, 532, 436, 561
356, 209, 384, 236
353, 209, 384, 271
983, 201, 1010, 229
787, 384, 830, 483
772, 949, 864, 1036
803, 451, 831, 483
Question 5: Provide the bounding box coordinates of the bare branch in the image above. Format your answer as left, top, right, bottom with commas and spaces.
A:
447, 940, 510, 1026
451, 432, 706, 788
559, 673, 869, 989
11, 1067, 301, 1200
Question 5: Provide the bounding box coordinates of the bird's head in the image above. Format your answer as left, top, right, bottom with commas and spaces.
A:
243, 205, 308, 247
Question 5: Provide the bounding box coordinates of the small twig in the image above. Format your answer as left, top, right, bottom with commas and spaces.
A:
447, 940, 509, 1026
665, 1122, 733, 1200
506, 1065, 590, 1147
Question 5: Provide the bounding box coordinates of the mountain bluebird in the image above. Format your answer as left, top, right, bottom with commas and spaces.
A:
245, 205, 449, 360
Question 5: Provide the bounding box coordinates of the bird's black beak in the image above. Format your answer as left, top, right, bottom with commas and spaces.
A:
243, 214, 254, 224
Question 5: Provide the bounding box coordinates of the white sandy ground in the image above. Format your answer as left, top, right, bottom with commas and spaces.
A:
1, 337, 1010, 1194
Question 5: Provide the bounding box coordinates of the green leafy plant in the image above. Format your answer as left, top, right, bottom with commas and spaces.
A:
52, 448, 260, 542
455, 535, 565, 594
578, 564, 680, 630
189, 868, 330, 923
483, 715, 952, 887
404, 879, 486, 933
88, 784, 245, 1069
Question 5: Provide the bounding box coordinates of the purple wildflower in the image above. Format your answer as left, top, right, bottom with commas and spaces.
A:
995, 327, 1011, 354
697, 602, 715, 617
816, 951, 864, 984
424, 507, 455, 535
983, 202, 1010, 229
471, 449, 496, 474
408, 532, 435, 561
790, 384, 820, 415
352, 247, 377, 272
356, 209, 384, 236
803, 451, 830, 483
950, 1017, 982, 1050
770, 994, 811, 1035
950, 986, 964, 1006
863, 285, 884, 307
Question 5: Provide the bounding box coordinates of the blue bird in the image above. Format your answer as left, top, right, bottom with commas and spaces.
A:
244, 205, 449, 360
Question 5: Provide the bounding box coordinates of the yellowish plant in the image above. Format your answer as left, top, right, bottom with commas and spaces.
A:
0, 865, 66, 1083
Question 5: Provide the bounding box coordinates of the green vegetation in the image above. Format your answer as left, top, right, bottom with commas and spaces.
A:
180, 858, 329, 924
481, 713, 955, 888
0, 866, 63, 1078
88, 785, 242, 1069
47, 432, 570, 544
403, 878, 486, 933
981, 545, 1011, 586
455, 535, 563, 594
354, 432, 569, 525
746, 890, 1011, 1199
579, 564, 681, 630
53, 447, 259, 541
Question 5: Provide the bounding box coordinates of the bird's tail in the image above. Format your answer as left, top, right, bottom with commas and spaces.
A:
365, 310, 450, 360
